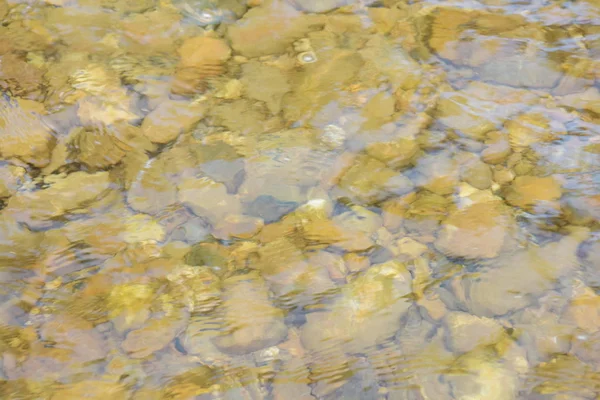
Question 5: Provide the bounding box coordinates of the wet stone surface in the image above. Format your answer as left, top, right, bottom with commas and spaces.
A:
0, 0, 600, 398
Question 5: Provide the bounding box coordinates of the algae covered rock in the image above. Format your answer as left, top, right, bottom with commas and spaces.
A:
365, 138, 420, 169
66, 124, 142, 170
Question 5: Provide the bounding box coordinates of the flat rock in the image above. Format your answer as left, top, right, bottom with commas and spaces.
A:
178, 36, 231, 68
127, 156, 179, 215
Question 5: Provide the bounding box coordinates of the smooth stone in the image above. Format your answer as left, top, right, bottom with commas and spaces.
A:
444, 311, 505, 353
0, 97, 55, 167
141, 99, 206, 144
293, 0, 349, 13
244, 195, 299, 224
435, 201, 515, 259
178, 177, 242, 224
178, 36, 231, 68
558, 87, 600, 115
462, 227, 589, 317
213, 271, 287, 355
504, 175, 562, 210
460, 157, 493, 190
212, 214, 264, 239
226, 4, 325, 58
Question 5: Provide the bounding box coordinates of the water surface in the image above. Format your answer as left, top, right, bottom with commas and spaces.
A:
1, 0, 600, 398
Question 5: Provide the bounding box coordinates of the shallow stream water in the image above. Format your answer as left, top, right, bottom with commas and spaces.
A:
1, 0, 600, 398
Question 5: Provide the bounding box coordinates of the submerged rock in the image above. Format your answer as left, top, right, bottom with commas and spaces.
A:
213, 271, 287, 355
0, 96, 55, 167
241, 61, 291, 114
226, 3, 325, 58
0, 214, 44, 267
141, 98, 207, 144
5, 171, 112, 228
444, 311, 505, 353
292, 0, 349, 13
301, 261, 412, 353
365, 138, 420, 169
504, 175, 562, 211
436, 82, 537, 140
461, 227, 590, 317
178, 176, 242, 225
0, 164, 23, 199
506, 112, 558, 151
435, 200, 516, 259
172, 36, 231, 96
335, 155, 414, 204
558, 87, 600, 115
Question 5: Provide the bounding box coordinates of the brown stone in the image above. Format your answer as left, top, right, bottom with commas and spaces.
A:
504, 175, 562, 210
